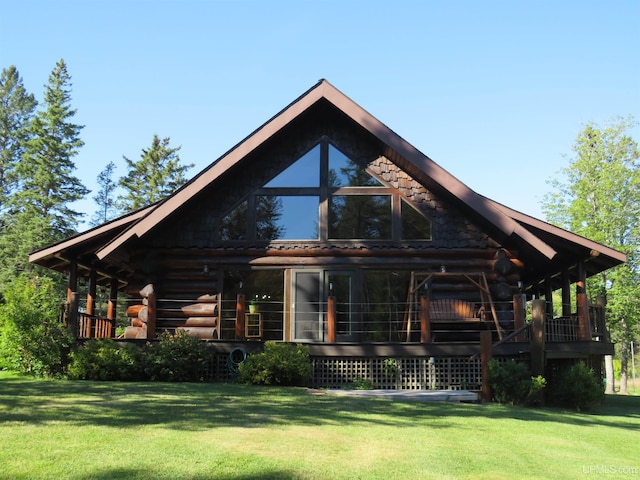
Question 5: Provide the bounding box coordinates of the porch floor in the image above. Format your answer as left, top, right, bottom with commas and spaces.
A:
308, 388, 480, 403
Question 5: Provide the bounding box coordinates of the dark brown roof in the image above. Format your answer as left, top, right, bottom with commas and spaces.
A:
30, 79, 626, 286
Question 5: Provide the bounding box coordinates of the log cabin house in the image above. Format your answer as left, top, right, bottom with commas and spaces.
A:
30, 80, 626, 392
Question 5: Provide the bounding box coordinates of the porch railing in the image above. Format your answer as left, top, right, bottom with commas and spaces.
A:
77, 312, 116, 339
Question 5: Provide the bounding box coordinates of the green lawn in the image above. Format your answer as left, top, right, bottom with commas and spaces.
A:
0, 371, 638, 480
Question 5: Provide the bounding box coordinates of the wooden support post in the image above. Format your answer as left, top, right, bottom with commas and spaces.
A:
480, 331, 492, 402
107, 278, 118, 338
576, 262, 592, 341
561, 270, 572, 317
236, 294, 246, 340
147, 291, 156, 339
530, 299, 546, 377
67, 261, 79, 338
420, 296, 431, 343
513, 294, 526, 341
86, 269, 97, 316
595, 296, 608, 342
576, 293, 591, 341
327, 296, 336, 342
544, 278, 554, 319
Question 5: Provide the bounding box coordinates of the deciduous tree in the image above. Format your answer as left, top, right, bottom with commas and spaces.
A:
543, 116, 640, 394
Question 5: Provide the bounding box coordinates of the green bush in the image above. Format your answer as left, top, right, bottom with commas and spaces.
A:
145, 331, 210, 382
487, 359, 546, 405
238, 342, 312, 386
68, 338, 144, 381
0, 275, 73, 377
548, 361, 604, 411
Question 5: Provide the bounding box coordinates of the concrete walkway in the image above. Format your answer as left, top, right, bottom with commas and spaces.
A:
308, 388, 480, 403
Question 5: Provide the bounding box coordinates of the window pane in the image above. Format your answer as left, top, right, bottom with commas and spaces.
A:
257, 195, 319, 240
329, 195, 392, 239
329, 144, 383, 187
265, 145, 320, 187
401, 200, 432, 240
218, 201, 248, 240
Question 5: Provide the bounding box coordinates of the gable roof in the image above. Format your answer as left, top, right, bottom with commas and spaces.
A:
94, 79, 556, 262
30, 79, 626, 286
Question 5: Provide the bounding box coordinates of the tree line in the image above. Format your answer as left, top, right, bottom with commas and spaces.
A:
0, 60, 193, 291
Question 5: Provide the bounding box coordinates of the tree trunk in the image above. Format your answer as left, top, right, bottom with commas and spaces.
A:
620, 322, 629, 395
605, 354, 616, 394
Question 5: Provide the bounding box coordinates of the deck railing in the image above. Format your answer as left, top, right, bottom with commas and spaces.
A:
77, 312, 116, 339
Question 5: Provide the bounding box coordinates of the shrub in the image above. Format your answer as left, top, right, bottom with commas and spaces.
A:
0, 275, 73, 377
238, 342, 312, 386
67, 338, 144, 381
487, 359, 546, 405
548, 361, 604, 411
145, 331, 210, 382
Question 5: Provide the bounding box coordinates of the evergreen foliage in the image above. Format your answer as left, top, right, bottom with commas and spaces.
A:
0, 66, 37, 215
0, 60, 88, 289
90, 161, 119, 226
238, 342, 312, 386
67, 338, 144, 381
118, 135, 193, 212
144, 331, 210, 382
487, 359, 546, 405
548, 361, 604, 411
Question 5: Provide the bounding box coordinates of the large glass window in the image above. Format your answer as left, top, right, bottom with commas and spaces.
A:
328, 195, 392, 239
401, 199, 432, 240
216, 140, 431, 242
329, 145, 382, 187
257, 195, 319, 240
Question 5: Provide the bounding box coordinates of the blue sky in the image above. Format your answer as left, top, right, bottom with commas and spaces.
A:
1, 0, 638, 228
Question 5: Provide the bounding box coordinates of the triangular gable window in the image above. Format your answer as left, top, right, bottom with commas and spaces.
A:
216, 139, 431, 242
265, 145, 320, 187
329, 144, 383, 187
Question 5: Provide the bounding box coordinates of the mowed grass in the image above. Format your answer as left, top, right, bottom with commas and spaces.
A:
1, 371, 639, 480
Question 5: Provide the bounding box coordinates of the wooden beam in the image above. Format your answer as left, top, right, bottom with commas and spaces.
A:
560, 270, 572, 316
236, 294, 246, 340
327, 296, 336, 342
480, 331, 492, 402
530, 299, 546, 376
513, 294, 526, 342
67, 261, 79, 338
86, 269, 97, 316
420, 296, 431, 343
576, 262, 592, 341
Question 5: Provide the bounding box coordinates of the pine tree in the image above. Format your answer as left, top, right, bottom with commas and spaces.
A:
0, 60, 88, 287
0, 66, 37, 215
117, 135, 193, 212
13, 59, 88, 237
90, 161, 118, 226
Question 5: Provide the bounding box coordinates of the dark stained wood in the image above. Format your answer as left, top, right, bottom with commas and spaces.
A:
480, 331, 492, 402
513, 294, 526, 341
147, 292, 156, 340
420, 296, 430, 343
236, 294, 246, 340
530, 299, 545, 376
327, 296, 336, 343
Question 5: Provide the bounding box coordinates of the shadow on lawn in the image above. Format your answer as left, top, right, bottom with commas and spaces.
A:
66, 466, 301, 480
0, 375, 638, 433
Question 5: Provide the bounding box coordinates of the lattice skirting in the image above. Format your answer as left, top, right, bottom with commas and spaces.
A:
310, 356, 483, 390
